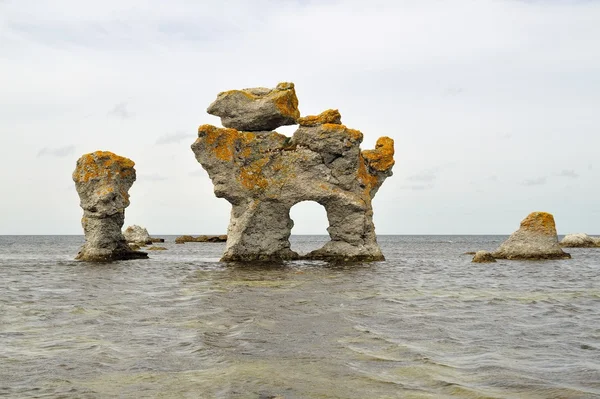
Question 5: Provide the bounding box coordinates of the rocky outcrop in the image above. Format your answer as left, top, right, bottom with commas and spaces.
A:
73, 151, 148, 261
207, 82, 300, 131
192, 82, 394, 262
492, 212, 570, 260
472, 251, 496, 263
123, 225, 152, 245
560, 233, 600, 248
175, 235, 228, 244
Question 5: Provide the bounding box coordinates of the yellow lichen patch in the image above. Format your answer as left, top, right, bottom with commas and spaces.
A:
239, 157, 270, 190
217, 90, 257, 100
519, 212, 557, 235
298, 109, 341, 127
198, 124, 240, 162
273, 90, 300, 119
73, 151, 135, 183
320, 123, 363, 142
356, 153, 379, 198
362, 137, 395, 172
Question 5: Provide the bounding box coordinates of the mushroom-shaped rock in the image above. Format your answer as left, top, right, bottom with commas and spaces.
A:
123, 225, 152, 245
72, 151, 148, 261
472, 251, 496, 263
492, 212, 570, 260
207, 82, 300, 131
192, 88, 394, 262
560, 233, 599, 248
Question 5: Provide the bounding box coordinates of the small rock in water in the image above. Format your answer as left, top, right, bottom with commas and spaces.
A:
492, 211, 570, 260
472, 251, 496, 263
123, 225, 152, 245
560, 233, 599, 248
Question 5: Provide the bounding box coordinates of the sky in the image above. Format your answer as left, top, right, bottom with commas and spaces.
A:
1, 0, 599, 235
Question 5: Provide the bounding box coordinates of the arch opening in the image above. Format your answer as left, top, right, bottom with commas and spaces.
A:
289, 201, 330, 255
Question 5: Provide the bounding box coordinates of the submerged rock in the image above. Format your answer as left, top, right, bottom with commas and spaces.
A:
207, 82, 300, 131
123, 225, 152, 245
492, 212, 570, 260
72, 151, 148, 262
175, 235, 227, 244
560, 233, 599, 248
472, 251, 496, 263
147, 246, 167, 251
192, 83, 395, 262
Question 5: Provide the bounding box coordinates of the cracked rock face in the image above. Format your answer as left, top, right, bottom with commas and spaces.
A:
192, 84, 395, 262
72, 151, 148, 262
492, 211, 570, 260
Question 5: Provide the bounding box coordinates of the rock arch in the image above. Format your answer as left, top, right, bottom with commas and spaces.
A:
192, 83, 394, 262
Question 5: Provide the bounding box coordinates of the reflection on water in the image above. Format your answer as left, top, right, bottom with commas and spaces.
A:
1, 235, 599, 398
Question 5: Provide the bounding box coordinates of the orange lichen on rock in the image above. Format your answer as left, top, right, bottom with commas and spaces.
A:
519, 212, 558, 235
298, 109, 342, 127
362, 137, 395, 172
198, 124, 240, 162
273, 88, 300, 120
357, 153, 380, 197
239, 158, 270, 190
321, 123, 364, 142
73, 151, 135, 183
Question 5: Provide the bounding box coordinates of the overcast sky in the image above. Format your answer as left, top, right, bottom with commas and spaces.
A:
1, 0, 599, 235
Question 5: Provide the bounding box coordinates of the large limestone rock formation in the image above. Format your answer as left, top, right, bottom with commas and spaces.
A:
123, 225, 152, 245
73, 151, 148, 261
192, 83, 395, 262
492, 212, 570, 260
560, 233, 600, 248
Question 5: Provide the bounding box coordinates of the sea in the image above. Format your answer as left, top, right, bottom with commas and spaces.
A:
1, 235, 599, 399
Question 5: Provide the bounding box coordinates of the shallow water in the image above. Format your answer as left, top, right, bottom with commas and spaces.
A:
1, 235, 599, 398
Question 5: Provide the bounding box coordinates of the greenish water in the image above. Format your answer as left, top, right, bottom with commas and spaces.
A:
1, 235, 599, 398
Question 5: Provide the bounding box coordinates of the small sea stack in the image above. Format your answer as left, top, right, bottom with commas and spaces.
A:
72, 151, 148, 262
559, 233, 600, 248
472, 251, 496, 263
492, 211, 570, 260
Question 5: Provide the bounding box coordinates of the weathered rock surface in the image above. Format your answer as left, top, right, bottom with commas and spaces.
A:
207, 82, 300, 131
492, 212, 570, 260
175, 235, 227, 244
192, 83, 395, 262
73, 151, 148, 261
559, 233, 600, 248
123, 225, 152, 245
472, 251, 496, 263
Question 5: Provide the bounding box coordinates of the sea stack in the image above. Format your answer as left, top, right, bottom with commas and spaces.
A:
192, 83, 394, 262
72, 151, 148, 261
559, 233, 600, 248
492, 212, 570, 260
